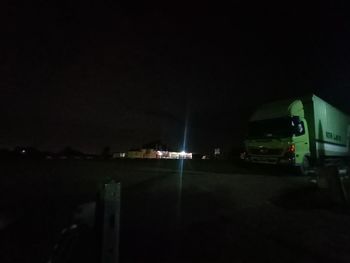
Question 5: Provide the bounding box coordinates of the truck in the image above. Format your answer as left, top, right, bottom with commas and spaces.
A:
243, 94, 350, 174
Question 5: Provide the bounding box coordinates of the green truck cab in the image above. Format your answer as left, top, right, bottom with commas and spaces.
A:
244, 94, 350, 174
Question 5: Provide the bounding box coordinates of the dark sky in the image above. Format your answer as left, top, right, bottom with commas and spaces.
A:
2, 2, 350, 153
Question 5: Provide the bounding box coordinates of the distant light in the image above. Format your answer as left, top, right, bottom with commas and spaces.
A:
157, 151, 163, 156
180, 151, 186, 155
21, 149, 26, 154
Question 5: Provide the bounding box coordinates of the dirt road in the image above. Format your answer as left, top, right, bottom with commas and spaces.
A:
0, 160, 349, 262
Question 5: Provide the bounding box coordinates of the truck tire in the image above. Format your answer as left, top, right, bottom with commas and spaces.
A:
318, 166, 348, 204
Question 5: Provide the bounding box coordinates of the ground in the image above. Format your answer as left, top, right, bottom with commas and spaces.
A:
0, 159, 349, 263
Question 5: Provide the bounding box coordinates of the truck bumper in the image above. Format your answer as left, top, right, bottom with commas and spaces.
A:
246, 155, 295, 165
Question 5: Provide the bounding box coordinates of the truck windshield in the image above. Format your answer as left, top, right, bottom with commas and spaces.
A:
248, 117, 293, 138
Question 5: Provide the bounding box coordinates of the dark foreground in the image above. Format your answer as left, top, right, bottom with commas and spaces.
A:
0, 159, 349, 263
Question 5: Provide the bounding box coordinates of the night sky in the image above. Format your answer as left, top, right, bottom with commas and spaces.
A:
2, 2, 350, 153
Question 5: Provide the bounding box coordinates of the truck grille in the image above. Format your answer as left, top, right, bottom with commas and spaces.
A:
248, 148, 283, 156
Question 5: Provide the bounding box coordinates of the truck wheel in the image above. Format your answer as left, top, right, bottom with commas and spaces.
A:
300, 156, 310, 176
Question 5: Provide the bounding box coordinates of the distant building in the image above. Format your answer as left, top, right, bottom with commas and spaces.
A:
127, 150, 144, 159
140, 149, 153, 159
126, 148, 192, 159
167, 151, 192, 159
112, 152, 126, 159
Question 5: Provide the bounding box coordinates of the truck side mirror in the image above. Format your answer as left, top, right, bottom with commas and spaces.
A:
291, 116, 301, 125
291, 116, 305, 136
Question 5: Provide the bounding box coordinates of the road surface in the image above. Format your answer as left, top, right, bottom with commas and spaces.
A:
0, 160, 350, 262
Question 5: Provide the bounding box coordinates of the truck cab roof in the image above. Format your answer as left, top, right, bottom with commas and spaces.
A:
250, 98, 304, 121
